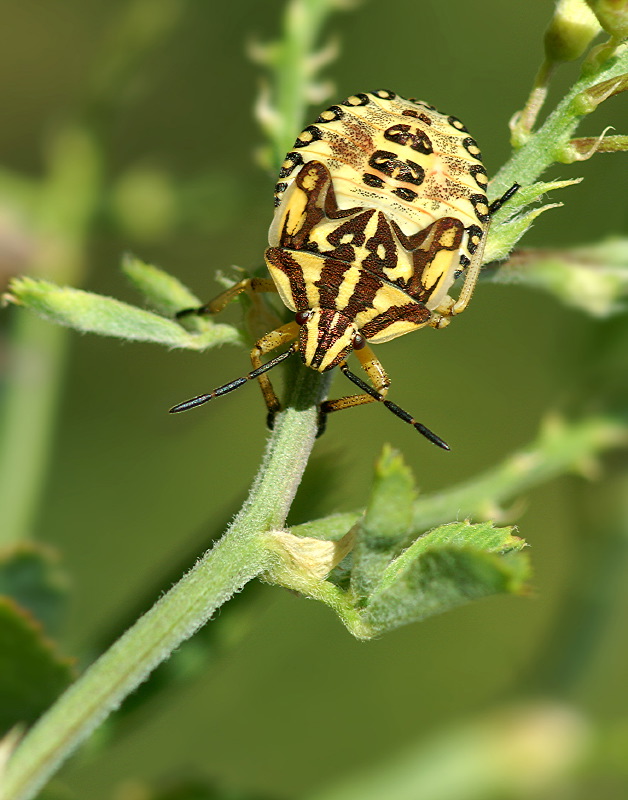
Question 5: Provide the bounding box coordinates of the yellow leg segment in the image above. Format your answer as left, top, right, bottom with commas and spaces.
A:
177, 277, 277, 317
250, 321, 300, 422
176, 276, 292, 424
450, 231, 488, 315
321, 345, 390, 415
429, 226, 490, 327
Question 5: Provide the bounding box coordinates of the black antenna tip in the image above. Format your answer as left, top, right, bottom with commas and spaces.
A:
169, 395, 212, 413
414, 422, 450, 451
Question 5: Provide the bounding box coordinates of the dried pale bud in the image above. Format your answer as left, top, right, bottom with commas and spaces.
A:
266, 528, 355, 581
585, 0, 628, 39
545, 0, 602, 62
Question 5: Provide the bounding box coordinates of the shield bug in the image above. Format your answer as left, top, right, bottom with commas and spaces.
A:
171, 90, 518, 448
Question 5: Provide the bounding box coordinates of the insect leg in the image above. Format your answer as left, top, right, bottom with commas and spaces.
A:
447, 237, 486, 317
251, 321, 301, 427
176, 277, 277, 318
316, 346, 388, 437
169, 320, 299, 421
319, 346, 448, 448
431, 183, 521, 321
337, 363, 449, 449
321, 347, 389, 412
320, 345, 390, 415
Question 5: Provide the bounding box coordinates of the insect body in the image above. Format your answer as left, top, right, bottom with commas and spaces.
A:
171, 90, 518, 448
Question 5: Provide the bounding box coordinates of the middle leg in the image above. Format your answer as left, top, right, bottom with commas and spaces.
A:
320, 344, 390, 418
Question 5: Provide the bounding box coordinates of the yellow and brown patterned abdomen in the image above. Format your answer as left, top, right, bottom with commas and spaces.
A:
271, 90, 489, 241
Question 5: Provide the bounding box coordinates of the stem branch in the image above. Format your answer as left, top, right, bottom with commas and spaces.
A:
1, 368, 330, 800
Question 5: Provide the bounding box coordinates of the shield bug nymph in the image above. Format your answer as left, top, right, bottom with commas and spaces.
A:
171, 90, 518, 448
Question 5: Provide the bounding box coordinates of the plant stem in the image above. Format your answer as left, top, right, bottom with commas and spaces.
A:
408, 416, 625, 534
290, 415, 627, 541
272, 0, 334, 164
0, 317, 69, 544
0, 127, 100, 545
490, 46, 628, 199
1, 367, 330, 800
2, 0, 343, 791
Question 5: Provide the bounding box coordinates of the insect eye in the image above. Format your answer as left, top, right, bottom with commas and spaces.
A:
295, 310, 312, 325
352, 332, 366, 350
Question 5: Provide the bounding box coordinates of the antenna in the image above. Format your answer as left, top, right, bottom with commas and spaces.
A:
340, 363, 450, 450
170, 345, 297, 413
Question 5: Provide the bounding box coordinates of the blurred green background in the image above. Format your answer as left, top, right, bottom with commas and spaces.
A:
2, 0, 628, 797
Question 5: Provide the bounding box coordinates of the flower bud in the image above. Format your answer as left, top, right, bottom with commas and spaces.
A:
545, 0, 602, 62
585, 0, 628, 39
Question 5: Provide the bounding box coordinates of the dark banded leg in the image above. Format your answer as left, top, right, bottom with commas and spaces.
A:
176, 277, 277, 318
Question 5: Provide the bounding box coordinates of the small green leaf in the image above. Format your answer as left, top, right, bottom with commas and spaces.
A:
121, 254, 203, 317
351, 446, 416, 599
4, 276, 242, 351
395, 520, 525, 567
0, 597, 74, 735
363, 521, 530, 635
490, 237, 628, 317
0, 544, 68, 637
486, 178, 582, 263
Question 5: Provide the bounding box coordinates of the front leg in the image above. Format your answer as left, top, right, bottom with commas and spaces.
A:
429, 184, 520, 324
427, 241, 483, 329
427, 237, 486, 328
251, 321, 301, 427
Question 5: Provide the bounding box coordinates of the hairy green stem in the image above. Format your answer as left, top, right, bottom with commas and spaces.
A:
291, 415, 627, 541
2, 2, 341, 792
408, 416, 625, 534
272, 0, 335, 164
490, 46, 628, 198
1, 367, 330, 800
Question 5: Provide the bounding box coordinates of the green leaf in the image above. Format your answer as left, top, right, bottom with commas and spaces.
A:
351, 446, 416, 599
397, 520, 525, 563
4, 276, 242, 351
121, 253, 203, 318
0, 544, 68, 637
490, 237, 628, 317
485, 178, 582, 263
0, 597, 74, 736
363, 521, 530, 635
